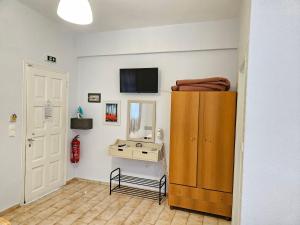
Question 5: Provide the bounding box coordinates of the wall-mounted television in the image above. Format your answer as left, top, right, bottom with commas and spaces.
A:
120, 68, 158, 93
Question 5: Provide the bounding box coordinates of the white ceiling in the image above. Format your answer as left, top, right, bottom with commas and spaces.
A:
19, 0, 240, 32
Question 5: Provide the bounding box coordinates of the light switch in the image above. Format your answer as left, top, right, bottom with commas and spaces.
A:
9, 124, 16, 137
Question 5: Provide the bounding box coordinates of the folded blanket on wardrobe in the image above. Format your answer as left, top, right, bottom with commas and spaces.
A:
176, 77, 230, 86
172, 85, 226, 91
172, 77, 230, 91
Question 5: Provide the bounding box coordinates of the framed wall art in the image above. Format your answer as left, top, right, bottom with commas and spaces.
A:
103, 101, 121, 125
88, 93, 101, 103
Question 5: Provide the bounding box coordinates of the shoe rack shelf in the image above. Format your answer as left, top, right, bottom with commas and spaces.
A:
109, 168, 167, 205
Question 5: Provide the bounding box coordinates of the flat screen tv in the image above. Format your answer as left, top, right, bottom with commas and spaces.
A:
120, 68, 158, 93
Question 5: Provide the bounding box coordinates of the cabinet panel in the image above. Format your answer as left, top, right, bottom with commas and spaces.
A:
169, 183, 233, 217
198, 92, 236, 193
169, 92, 199, 187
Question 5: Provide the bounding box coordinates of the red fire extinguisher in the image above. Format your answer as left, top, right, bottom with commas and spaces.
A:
71, 135, 80, 163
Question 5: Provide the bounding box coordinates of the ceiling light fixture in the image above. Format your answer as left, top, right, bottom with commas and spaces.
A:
57, 0, 93, 25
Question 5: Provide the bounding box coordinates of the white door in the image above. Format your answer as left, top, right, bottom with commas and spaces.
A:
25, 65, 67, 203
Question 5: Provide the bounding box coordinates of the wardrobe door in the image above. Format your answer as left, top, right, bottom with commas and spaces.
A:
170, 92, 199, 187
198, 92, 237, 193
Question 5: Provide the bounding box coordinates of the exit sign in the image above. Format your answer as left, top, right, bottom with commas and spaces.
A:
47, 55, 56, 63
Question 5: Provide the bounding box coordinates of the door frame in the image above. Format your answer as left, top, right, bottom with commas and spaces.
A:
231, 56, 248, 225
20, 61, 70, 205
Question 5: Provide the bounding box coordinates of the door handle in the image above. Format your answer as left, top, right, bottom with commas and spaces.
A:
27, 138, 34, 147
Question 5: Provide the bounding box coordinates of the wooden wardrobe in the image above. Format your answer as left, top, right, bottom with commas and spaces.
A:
169, 91, 237, 218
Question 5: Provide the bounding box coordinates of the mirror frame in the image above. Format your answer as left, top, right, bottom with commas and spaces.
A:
127, 100, 156, 143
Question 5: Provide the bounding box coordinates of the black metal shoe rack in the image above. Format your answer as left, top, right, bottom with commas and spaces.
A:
109, 168, 167, 205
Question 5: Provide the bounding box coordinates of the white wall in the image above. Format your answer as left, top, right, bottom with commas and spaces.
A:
0, 0, 77, 211
241, 0, 300, 224
75, 20, 239, 182
76, 19, 238, 57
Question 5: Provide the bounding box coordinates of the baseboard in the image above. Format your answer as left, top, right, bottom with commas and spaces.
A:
66, 177, 79, 185
66, 177, 108, 186
75, 177, 108, 185
0, 204, 20, 216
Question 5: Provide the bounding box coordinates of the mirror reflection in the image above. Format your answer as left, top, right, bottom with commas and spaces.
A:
128, 101, 155, 142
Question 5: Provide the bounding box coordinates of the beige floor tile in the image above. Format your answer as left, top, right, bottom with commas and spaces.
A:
187, 213, 204, 225
52, 199, 72, 209
157, 207, 176, 223
73, 204, 92, 214
20, 215, 43, 225
55, 213, 81, 225
88, 219, 107, 225
96, 207, 120, 221
53, 206, 74, 217
38, 215, 62, 225
77, 210, 101, 224
155, 220, 172, 225
0, 180, 230, 225
116, 206, 135, 217
203, 216, 218, 225
134, 199, 154, 215
141, 203, 165, 224
11, 211, 35, 223
218, 219, 231, 225
171, 210, 189, 225
36, 207, 58, 219
72, 222, 88, 225
123, 212, 145, 225
124, 198, 143, 208
105, 216, 127, 225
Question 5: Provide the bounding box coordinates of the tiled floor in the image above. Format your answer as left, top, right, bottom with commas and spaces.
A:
2, 179, 231, 225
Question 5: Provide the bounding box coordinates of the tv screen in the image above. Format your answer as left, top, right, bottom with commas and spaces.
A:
120, 68, 158, 93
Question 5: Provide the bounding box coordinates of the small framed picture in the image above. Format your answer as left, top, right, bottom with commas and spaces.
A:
88, 93, 101, 103
104, 101, 121, 125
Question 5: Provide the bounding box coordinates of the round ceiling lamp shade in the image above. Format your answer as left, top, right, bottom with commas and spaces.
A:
57, 0, 93, 25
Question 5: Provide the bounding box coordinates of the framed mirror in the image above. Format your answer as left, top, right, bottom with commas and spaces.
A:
127, 100, 156, 143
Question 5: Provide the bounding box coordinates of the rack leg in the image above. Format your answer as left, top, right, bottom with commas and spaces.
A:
159, 185, 161, 205
164, 180, 167, 197
109, 177, 112, 195
110, 168, 120, 195
118, 172, 121, 188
